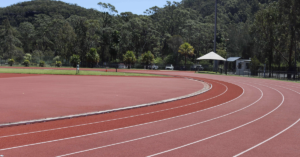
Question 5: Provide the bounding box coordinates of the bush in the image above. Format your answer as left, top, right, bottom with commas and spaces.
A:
39, 61, 45, 67
55, 61, 62, 67
8, 59, 15, 66
53, 56, 60, 62
23, 60, 30, 67
23, 53, 32, 61
70, 54, 81, 68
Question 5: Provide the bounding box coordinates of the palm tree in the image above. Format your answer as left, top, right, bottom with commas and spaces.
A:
123, 51, 136, 69
86, 48, 100, 68
141, 51, 154, 69
178, 42, 194, 68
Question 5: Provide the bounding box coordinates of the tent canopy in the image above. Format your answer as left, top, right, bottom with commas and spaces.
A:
197, 51, 225, 61
227, 57, 241, 62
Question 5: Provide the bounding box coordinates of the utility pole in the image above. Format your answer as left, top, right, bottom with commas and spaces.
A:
295, 31, 297, 80
225, 39, 229, 75
213, 0, 218, 72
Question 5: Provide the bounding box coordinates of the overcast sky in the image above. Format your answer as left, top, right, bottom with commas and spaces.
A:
0, 0, 181, 15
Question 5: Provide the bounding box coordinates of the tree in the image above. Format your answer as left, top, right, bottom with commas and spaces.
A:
251, 2, 278, 77
23, 53, 32, 61
278, 0, 300, 78
178, 42, 194, 67
53, 56, 60, 62
86, 48, 100, 68
141, 51, 155, 68
0, 19, 23, 59
8, 59, 14, 66
123, 51, 136, 69
18, 22, 35, 53
167, 35, 184, 65
70, 54, 81, 68
250, 56, 261, 75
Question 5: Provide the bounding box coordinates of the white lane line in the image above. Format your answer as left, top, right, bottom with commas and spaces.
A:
225, 80, 300, 157
146, 85, 284, 157
0, 82, 243, 152
0, 81, 213, 139
55, 84, 259, 157
233, 118, 300, 157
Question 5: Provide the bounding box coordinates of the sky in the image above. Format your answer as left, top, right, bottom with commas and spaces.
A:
0, 0, 181, 15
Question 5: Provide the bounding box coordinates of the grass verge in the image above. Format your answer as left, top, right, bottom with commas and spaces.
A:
0, 68, 164, 77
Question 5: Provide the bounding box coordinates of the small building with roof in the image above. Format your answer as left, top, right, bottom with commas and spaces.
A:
226, 57, 251, 75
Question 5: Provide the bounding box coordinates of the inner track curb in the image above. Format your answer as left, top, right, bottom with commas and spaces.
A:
0, 77, 212, 128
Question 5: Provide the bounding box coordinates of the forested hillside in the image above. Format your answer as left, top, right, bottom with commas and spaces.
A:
0, 0, 299, 71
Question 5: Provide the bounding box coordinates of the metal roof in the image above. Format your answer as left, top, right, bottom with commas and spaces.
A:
226, 57, 241, 62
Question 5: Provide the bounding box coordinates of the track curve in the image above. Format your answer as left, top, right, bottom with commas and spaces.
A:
0, 69, 299, 157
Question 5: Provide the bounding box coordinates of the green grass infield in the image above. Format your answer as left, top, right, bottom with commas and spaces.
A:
0, 68, 164, 77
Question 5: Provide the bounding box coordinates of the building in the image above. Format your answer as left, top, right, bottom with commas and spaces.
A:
226, 57, 251, 75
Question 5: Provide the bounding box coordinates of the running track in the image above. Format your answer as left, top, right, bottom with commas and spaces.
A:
0, 68, 299, 156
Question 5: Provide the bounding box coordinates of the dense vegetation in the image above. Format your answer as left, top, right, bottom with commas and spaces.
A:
0, 0, 299, 73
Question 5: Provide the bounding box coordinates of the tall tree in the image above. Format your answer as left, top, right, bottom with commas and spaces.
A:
0, 19, 23, 59
18, 22, 35, 54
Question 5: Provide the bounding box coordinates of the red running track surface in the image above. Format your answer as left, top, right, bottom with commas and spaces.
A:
0, 68, 299, 157
0, 73, 204, 124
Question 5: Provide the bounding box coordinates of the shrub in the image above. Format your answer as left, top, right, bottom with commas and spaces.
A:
55, 61, 62, 67
39, 61, 45, 67
70, 54, 81, 68
23, 53, 32, 61
23, 60, 30, 67
53, 56, 60, 62
8, 59, 15, 66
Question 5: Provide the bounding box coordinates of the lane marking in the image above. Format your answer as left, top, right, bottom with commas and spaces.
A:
233, 118, 300, 157
0, 82, 243, 151
224, 80, 300, 157
55, 84, 260, 157
0, 81, 219, 139
146, 84, 284, 157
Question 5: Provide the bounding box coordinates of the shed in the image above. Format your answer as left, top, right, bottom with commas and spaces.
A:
226, 57, 251, 75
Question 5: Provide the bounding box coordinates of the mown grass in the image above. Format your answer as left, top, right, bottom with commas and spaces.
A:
0, 68, 164, 77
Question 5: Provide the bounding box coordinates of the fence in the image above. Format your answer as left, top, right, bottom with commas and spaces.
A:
220, 67, 300, 81
1, 58, 299, 81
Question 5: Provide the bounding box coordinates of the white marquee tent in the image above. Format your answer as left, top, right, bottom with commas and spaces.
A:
196, 51, 225, 61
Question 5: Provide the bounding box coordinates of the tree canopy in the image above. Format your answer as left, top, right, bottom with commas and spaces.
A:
0, 0, 298, 70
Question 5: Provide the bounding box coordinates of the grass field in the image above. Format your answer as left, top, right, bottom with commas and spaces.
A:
0, 68, 164, 77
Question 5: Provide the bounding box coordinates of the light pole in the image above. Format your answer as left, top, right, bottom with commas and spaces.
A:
295, 31, 298, 80
213, 0, 218, 72
225, 39, 229, 75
